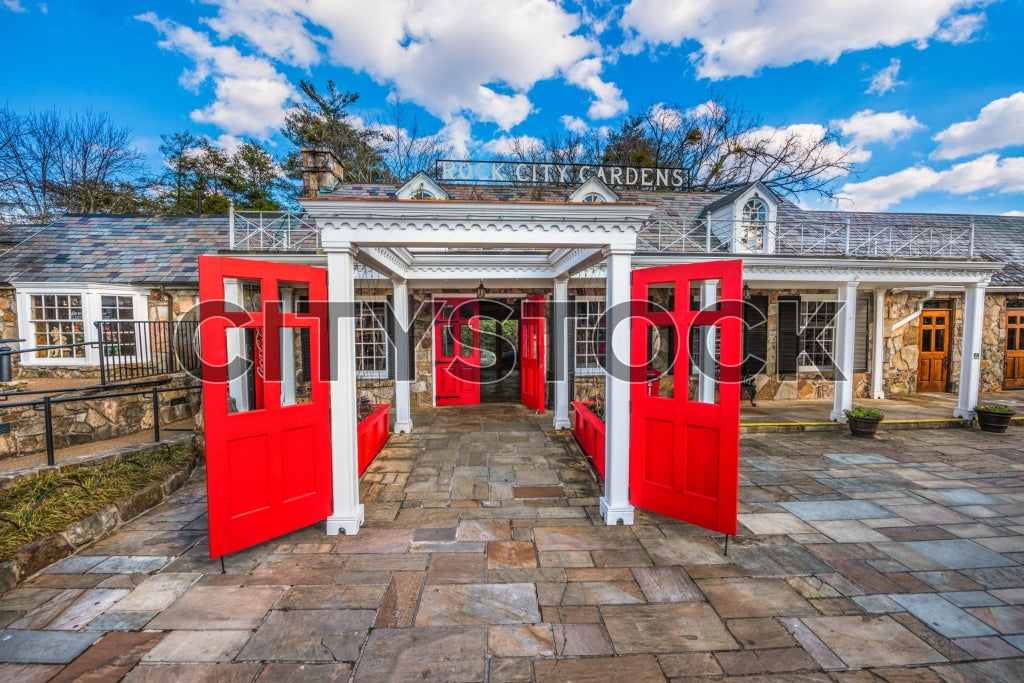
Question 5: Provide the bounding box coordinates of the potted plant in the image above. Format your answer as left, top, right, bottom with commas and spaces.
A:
975, 404, 1015, 433
844, 405, 884, 438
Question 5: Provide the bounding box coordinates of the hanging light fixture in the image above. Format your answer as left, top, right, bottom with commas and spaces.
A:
476, 280, 487, 299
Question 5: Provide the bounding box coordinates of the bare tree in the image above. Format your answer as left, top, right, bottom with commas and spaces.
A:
376, 98, 453, 181
0, 107, 146, 224
600, 94, 855, 198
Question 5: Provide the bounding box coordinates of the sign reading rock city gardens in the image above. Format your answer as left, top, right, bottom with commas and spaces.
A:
437, 159, 688, 189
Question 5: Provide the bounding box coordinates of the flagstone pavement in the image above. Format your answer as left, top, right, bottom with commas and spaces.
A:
2, 404, 1024, 681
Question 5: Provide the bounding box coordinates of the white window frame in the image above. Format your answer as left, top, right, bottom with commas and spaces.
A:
15, 284, 148, 366
796, 294, 837, 372
794, 294, 870, 373
730, 190, 776, 254
356, 296, 389, 380
574, 296, 606, 377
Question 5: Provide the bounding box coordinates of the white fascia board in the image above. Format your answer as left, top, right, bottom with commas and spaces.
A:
303, 198, 656, 223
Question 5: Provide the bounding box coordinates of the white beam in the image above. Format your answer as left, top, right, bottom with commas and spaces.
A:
326, 244, 365, 535
392, 279, 414, 434
954, 281, 988, 419
601, 248, 634, 526
871, 288, 886, 399
552, 278, 571, 430
830, 282, 859, 422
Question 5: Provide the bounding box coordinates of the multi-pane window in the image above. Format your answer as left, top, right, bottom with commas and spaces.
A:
777, 296, 870, 374
100, 295, 137, 357
797, 300, 837, 369
575, 297, 605, 375
30, 294, 86, 359
356, 300, 389, 378
741, 198, 767, 252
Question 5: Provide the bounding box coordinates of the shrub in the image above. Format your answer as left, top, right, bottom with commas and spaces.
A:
844, 405, 884, 420
977, 404, 1014, 413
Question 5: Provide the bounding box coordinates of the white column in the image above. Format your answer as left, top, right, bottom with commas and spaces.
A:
392, 279, 414, 434
552, 278, 571, 429
954, 281, 988, 419
601, 248, 634, 526
871, 288, 886, 399
830, 282, 859, 422
698, 279, 718, 404
326, 244, 364, 535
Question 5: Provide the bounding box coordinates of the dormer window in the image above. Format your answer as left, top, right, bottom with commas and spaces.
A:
568, 176, 618, 204
396, 172, 450, 200
741, 198, 767, 251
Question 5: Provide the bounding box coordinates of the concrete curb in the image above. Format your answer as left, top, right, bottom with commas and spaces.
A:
0, 433, 201, 595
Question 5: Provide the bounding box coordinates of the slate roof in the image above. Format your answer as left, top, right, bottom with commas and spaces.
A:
800, 209, 1024, 287
1, 184, 1022, 288
0, 214, 228, 285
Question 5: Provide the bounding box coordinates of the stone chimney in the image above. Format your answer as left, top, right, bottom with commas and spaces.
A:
300, 147, 345, 197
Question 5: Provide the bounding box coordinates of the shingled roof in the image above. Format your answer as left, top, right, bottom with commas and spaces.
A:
1, 187, 1022, 288
0, 214, 228, 285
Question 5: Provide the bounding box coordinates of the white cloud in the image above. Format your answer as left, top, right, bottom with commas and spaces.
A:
438, 117, 474, 159
650, 103, 683, 130
565, 58, 628, 119
932, 92, 1024, 160
838, 154, 1024, 210
1003, 210, 1024, 217
838, 166, 943, 211
137, 13, 296, 139
561, 115, 589, 134
621, 0, 989, 79
186, 0, 618, 130
480, 134, 544, 157
742, 122, 869, 179
2, 0, 25, 11
866, 58, 904, 95
835, 109, 924, 147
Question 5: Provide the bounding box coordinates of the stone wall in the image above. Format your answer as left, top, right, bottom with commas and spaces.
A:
980, 292, 1024, 393
882, 292, 963, 396
0, 373, 201, 460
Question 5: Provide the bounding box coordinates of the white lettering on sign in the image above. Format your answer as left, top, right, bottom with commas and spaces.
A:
437, 160, 689, 188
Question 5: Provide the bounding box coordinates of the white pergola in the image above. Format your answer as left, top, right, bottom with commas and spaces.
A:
302, 198, 657, 534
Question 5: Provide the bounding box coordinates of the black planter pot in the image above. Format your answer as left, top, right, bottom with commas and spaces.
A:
976, 409, 1014, 433
848, 416, 882, 438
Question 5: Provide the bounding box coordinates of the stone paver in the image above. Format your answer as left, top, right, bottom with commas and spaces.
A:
3, 403, 1024, 679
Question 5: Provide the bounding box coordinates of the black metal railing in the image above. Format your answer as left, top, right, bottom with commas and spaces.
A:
96, 320, 200, 385
0, 382, 201, 468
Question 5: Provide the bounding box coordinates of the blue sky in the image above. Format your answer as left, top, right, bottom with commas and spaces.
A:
2, 0, 1023, 215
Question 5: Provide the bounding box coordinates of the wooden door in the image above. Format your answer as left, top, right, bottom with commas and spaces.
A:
199, 256, 331, 558
434, 299, 481, 405
520, 295, 545, 412
1004, 309, 1024, 389
629, 260, 743, 535
917, 310, 950, 392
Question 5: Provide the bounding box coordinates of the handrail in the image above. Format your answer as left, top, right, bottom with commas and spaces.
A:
0, 384, 202, 467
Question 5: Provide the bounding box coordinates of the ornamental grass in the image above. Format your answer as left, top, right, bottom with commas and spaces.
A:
0, 445, 193, 562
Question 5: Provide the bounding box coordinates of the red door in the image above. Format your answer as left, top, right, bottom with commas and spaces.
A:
199, 256, 331, 558
520, 295, 545, 412
629, 260, 743, 535
434, 299, 481, 405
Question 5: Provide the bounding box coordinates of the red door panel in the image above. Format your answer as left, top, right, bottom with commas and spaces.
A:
629, 260, 742, 535
434, 299, 481, 405
199, 256, 331, 558
520, 295, 545, 412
